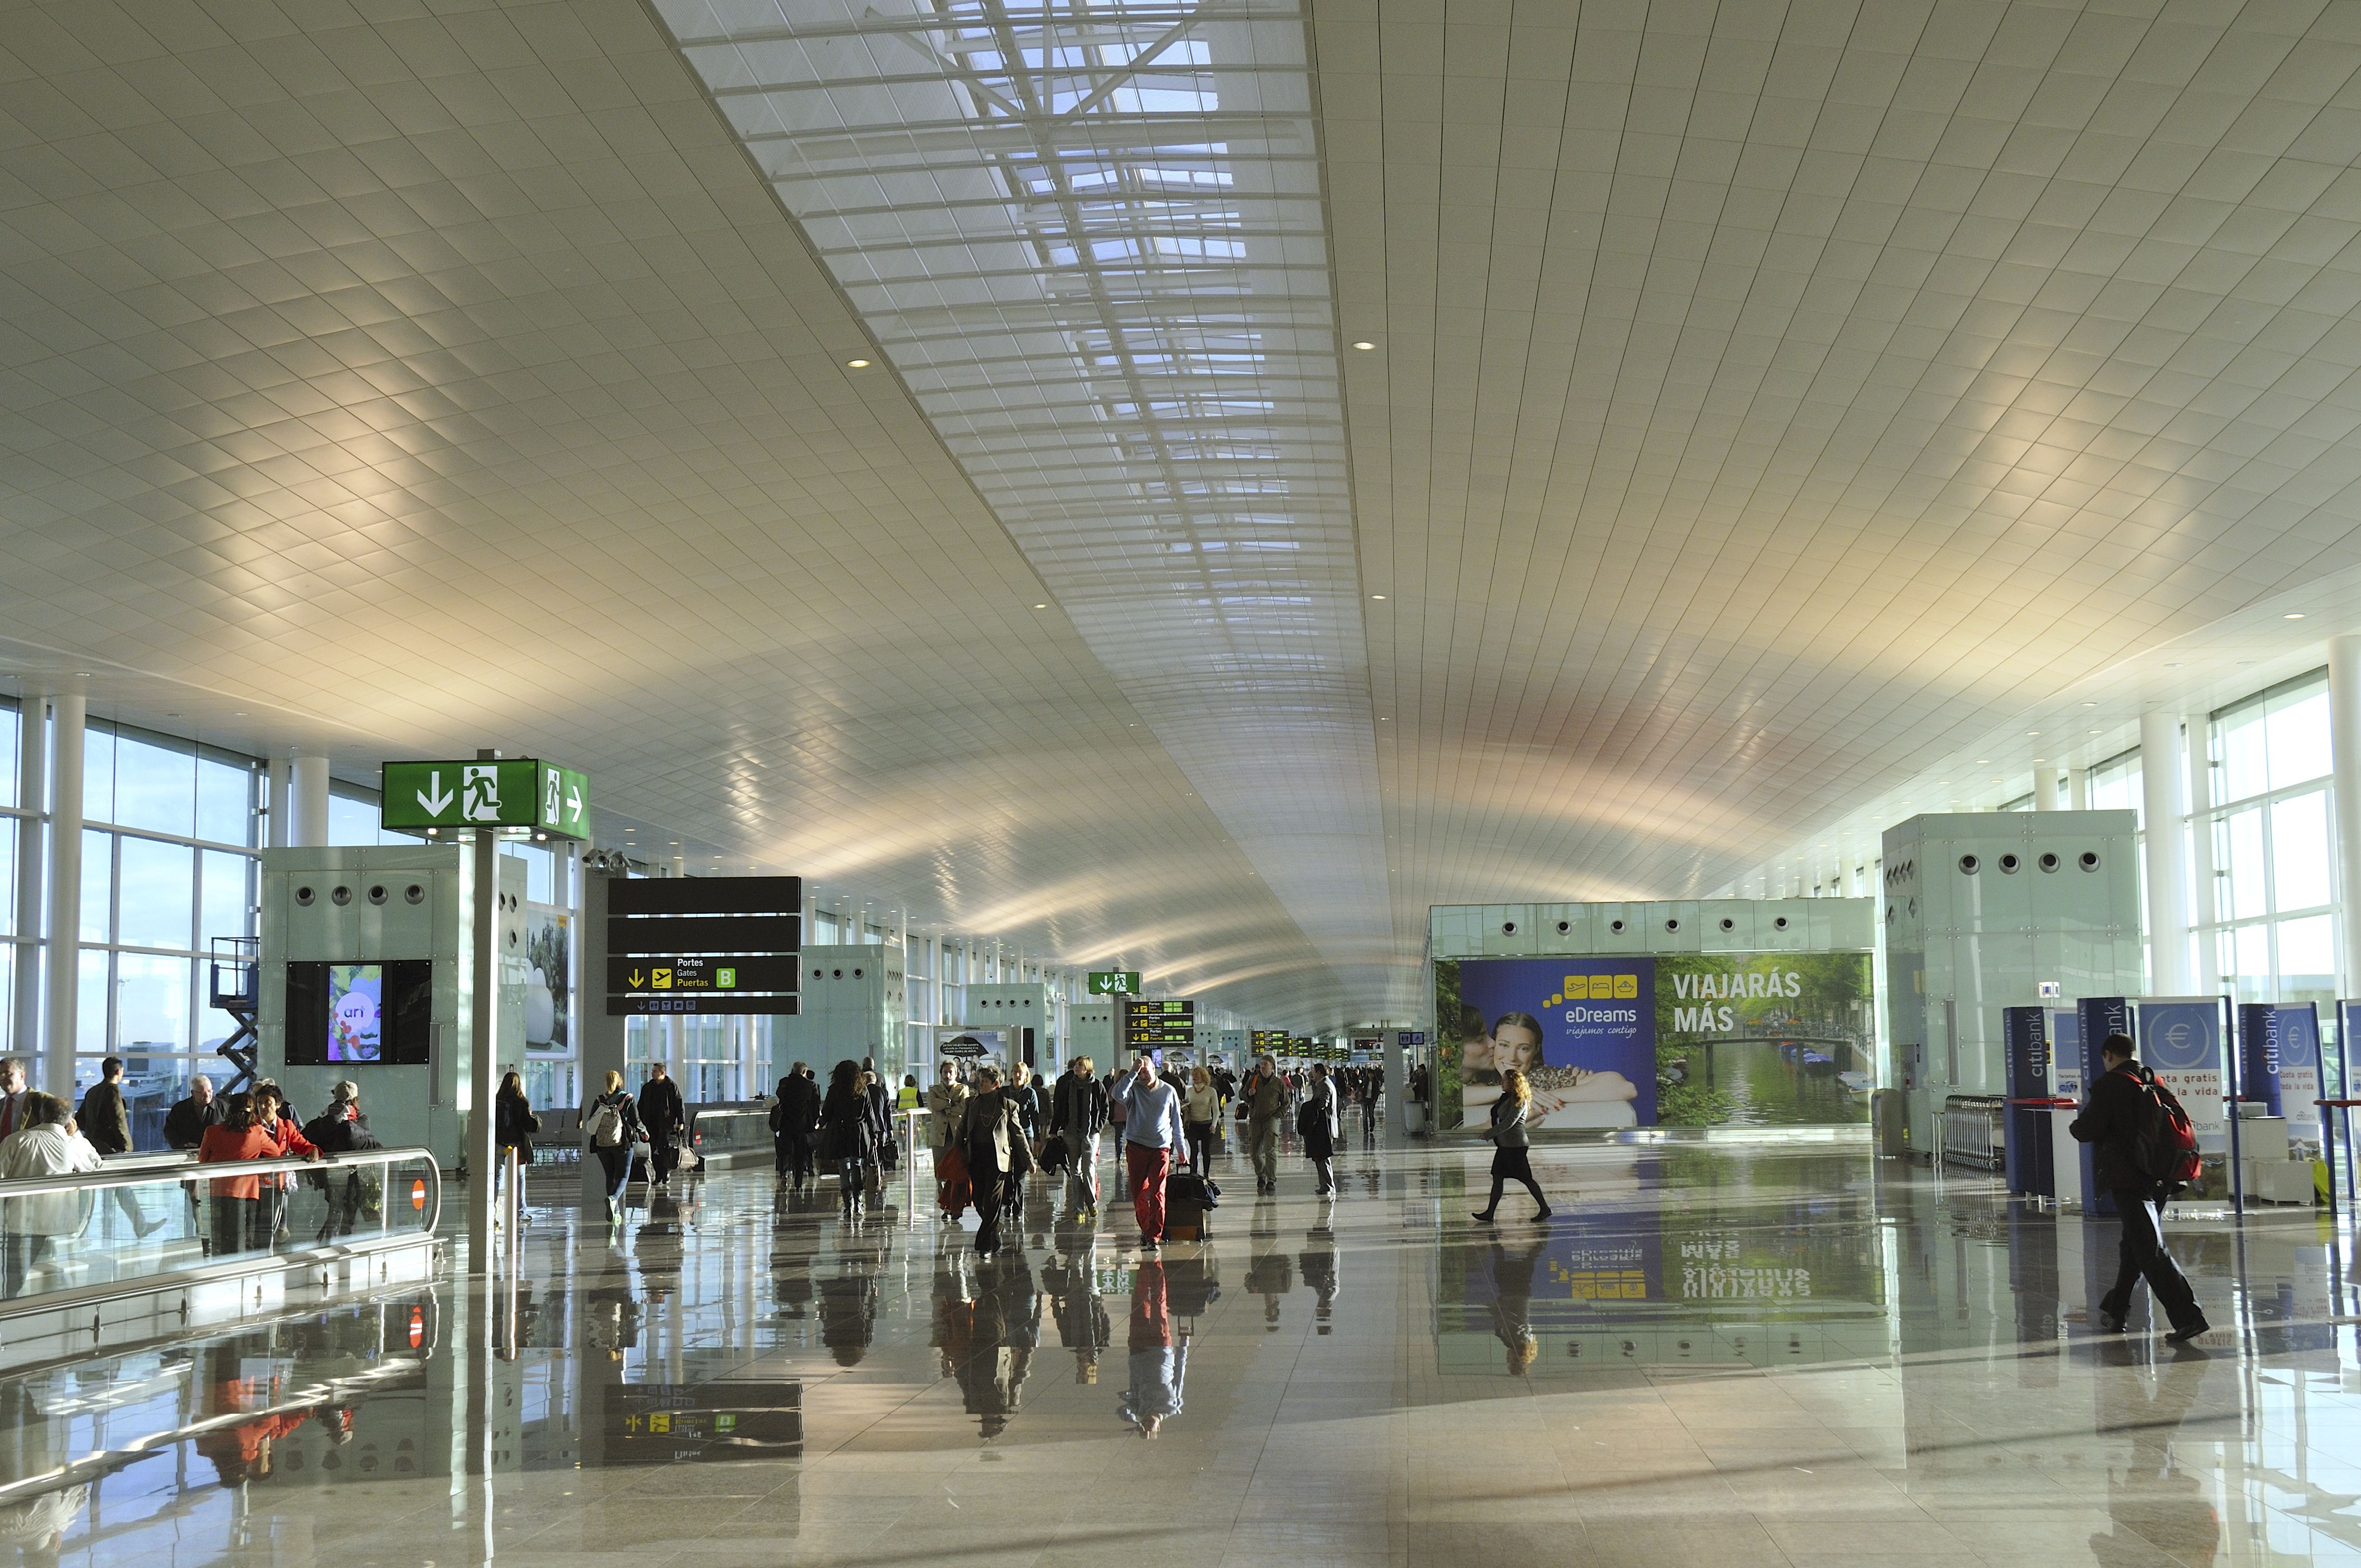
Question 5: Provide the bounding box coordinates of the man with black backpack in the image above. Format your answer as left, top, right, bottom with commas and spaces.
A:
2071, 1032, 2210, 1343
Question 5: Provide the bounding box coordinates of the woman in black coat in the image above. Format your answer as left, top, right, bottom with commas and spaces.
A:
817, 1061, 875, 1217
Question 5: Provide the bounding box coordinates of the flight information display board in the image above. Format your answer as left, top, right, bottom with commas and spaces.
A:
1124, 997, 1196, 1053
1250, 1029, 1289, 1053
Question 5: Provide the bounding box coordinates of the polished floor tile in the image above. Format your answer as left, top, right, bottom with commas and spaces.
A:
0, 1136, 2358, 1566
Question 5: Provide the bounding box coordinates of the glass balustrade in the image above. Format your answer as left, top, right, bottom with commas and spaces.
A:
0, 1148, 440, 1306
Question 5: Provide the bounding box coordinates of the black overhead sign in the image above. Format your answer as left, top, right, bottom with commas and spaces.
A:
606, 875, 802, 1016
606, 954, 801, 995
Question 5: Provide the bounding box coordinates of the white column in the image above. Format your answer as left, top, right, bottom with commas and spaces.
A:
2329, 636, 2361, 996
2186, 714, 2220, 993
12, 694, 44, 1063
2140, 709, 2192, 995
265, 756, 290, 849
41, 692, 85, 1096
2033, 764, 2061, 809
289, 754, 329, 846
2067, 766, 2088, 810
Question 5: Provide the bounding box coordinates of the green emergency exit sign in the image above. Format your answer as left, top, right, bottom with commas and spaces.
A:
1088, 970, 1141, 995
380, 759, 592, 839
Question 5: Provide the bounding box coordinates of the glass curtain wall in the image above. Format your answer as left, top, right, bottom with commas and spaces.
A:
0, 704, 20, 1033
2201, 672, 2337, 1013
2083, 747, 2153, 984
76, 720, 263, 1133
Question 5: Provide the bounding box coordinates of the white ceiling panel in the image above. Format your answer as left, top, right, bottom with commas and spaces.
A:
10, 0, 2361, 1029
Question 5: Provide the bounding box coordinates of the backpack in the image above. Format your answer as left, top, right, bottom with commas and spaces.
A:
2127, 1069, 2202, 1192
586, 1099, 627, 1149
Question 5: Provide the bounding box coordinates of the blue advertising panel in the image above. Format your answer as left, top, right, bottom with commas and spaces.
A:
1452, 957, 1656, 1129
2001, 1006, 2053, 1198
2138, 998, 2228, 1153
2277, 1003, 2322, 1141
2076, 996, 2130, 1077
2236, 1002, 2283, 1116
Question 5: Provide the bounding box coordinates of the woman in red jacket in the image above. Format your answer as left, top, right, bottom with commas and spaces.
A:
253, 1083, 318, 1244
199, 1094, 283, 1257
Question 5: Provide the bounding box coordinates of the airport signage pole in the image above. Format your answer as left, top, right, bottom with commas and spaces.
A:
468, 752, 499, 1279
379, 751, 593, 1279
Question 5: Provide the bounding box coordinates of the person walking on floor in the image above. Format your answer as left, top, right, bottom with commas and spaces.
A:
775, 1062, 821, 1188
584, 1071, 644, 1229
1471, 1067, 1552, 1222
960, 1066, 1034, 1257
858, 1067, 895, 1194
637, 1064, 686, 1192
818, 1060, 877, 1219
1049, 1055, 1106, 1212
2071, 1031, 2210, 1342
493, 1071, 538, 1223
1300, 1063, 1340, 1196
1183, 1067, 1219, 1176
1112, 1056, 1188, 1253
1240, 1055, 1286, 1195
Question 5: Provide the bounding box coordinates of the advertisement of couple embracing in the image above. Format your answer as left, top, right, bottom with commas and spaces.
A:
1433, 952, 1874, 1132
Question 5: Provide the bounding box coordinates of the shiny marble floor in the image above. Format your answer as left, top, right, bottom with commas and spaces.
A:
2, 1134, 2359, 1567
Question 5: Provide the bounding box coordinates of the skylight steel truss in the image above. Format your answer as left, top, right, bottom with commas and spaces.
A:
656, 0, 1398, 1013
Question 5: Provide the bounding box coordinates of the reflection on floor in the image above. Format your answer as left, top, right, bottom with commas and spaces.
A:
1, 1137, 2358, 1565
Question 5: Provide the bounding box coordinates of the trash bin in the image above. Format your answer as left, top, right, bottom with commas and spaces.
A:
1872, 1089, 1907, 1156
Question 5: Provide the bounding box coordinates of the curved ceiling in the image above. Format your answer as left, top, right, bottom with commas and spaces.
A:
6, 0, 2361, 1028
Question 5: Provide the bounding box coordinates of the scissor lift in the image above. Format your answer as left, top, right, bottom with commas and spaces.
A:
208, 935, 259, 1094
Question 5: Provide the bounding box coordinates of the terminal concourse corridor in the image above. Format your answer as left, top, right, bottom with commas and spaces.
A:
0, 1137, 2356, 1567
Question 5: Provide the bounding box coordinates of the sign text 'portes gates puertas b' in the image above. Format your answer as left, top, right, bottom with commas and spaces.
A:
381, 759, 592, 840
606, 876, 802, 1016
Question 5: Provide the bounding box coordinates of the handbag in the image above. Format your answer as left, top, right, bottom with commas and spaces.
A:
1168, 1170, 1219, 1209
936, 1144, 972, 1218
675, 1144, 701, 1172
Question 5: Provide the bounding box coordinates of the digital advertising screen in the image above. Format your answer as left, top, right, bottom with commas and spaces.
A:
285, 960, 432, 1067
328, 964, 384, 1061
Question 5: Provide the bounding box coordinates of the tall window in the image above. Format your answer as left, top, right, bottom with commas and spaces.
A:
0, 704, 21, 1036
77, 720, 262, 1118
2202, 672, 2336, 1011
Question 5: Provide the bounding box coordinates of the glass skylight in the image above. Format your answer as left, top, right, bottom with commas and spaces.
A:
655, 0, 1396, 1014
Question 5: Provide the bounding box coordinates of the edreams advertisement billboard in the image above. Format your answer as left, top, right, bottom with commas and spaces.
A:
1445, 957, 1655, 1130
1435, 951, 1874, 1131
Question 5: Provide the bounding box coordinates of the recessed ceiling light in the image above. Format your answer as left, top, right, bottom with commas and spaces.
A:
1370, 594, 1385, 600
1976, 759, 1988, 764
2032, 757, 2046, 764
1351, 341, 1375, 350
1033, 602, 1047, 609
2166, 662, 2183, 668
846, 357, 870, 368
2027, 731, 2039, 737
2285, 612, 2305, 619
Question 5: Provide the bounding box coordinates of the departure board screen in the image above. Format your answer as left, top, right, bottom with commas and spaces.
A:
1250, 1029, 1289, 1053
1123, 997, 1196, 1053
